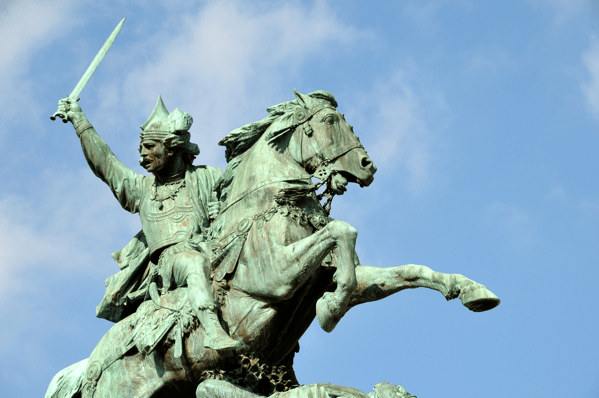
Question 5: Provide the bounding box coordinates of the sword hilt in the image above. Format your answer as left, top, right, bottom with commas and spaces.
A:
50, 111, 69, 123
50, 95, 79, 123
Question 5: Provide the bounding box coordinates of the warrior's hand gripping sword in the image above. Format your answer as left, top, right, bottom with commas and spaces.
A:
51, 17, 126, 123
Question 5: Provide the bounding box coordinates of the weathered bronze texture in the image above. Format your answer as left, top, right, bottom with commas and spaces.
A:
46, 23, 500, 398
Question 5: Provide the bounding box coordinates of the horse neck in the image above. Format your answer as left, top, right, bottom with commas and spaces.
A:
226, 135, 309, 209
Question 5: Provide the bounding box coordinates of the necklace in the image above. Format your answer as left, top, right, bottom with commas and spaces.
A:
151, 173, 186, 209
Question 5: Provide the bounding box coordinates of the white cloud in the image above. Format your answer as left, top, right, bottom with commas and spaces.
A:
88, 0, 371, 167
581, 36, 599, 121
0, 0, 71, 77
0, 183, 127, 385
0, 169, 139, 307
0, 0, 78, 141
348, 69, 449, 193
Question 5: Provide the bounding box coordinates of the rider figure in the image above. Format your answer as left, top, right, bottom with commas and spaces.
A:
56, 95, 241, 351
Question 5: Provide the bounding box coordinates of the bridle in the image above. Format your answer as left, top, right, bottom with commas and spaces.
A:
223, 105, 364, 217
292, 106, 364, 214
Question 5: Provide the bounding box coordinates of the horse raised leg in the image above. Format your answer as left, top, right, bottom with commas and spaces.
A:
349, 264, 500, 312
235, 219, 358, 332
314, 221, 358, 332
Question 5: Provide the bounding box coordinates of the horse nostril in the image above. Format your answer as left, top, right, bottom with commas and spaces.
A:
360, 156, 373, 169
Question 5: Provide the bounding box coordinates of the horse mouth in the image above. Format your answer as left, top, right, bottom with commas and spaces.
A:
330, 173, 349, 195
329, 171, 375, 194
339, 171, 374, 188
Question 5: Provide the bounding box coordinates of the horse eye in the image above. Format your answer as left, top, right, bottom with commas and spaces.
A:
323, 115, 336, 125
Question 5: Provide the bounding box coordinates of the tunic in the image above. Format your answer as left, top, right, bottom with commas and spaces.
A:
77, 127, 222, 323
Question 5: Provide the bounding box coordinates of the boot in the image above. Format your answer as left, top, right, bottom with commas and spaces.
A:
197, 308, 242, 351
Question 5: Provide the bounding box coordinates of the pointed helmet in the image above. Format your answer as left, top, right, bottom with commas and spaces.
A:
140, 95, 194, 142
139, 96, 200, 165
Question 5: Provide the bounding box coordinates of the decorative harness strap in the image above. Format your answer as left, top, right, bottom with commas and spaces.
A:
218, 136, 361, 217
225, 104, 363, 217
219, 176, 312, 216
211, 105, 368, 283
266, 103, 334, 143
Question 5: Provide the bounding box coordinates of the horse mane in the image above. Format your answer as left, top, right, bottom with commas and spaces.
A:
219, 103, 288, 163
215, 101, 291, 202
215, 90, 338, 203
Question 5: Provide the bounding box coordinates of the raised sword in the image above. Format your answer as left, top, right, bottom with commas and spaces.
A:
51, 17, 126, 122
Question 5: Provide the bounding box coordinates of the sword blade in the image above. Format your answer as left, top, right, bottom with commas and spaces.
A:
69, 17, 126, 99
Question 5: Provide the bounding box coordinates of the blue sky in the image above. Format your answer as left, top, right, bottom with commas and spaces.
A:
1, 1, 598, 397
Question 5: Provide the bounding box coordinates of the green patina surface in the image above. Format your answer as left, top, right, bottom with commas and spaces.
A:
46, 20, 500, 398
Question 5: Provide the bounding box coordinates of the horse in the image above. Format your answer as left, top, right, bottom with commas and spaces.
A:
46, 89, 500, 398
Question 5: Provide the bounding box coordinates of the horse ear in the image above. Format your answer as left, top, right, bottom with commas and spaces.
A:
294, 89, 310, 108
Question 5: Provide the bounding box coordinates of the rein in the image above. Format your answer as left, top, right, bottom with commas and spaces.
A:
219, 176, 312, 215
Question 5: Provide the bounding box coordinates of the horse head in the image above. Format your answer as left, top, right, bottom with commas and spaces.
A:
217, 90, 376, 216
267, 89, 376, 198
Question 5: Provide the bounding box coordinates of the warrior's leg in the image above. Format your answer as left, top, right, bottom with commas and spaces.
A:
349, 264, 500, 312
172, 252, 242, 351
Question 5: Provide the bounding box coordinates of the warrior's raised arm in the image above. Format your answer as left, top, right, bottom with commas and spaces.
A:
56, 97, 145, 213
54, 95, 238, 351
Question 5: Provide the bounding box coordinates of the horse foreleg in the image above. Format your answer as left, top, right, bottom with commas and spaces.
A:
314, 221, 358, 333
237, 220, 358, 331
268, 220, 357, 299
239, 221, 357, 302
349, 264, 500, 312
278, 220, 358, 333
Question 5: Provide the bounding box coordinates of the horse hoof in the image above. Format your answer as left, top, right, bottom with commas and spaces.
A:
459, 283, 501, 312
316, 292, 347, 333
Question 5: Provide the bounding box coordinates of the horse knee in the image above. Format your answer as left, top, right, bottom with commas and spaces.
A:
327, 220, 357, 241
401, 264, 431, 280
335, 275, 358, 293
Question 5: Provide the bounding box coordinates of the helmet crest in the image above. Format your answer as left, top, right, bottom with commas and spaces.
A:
140, 95, 193, 142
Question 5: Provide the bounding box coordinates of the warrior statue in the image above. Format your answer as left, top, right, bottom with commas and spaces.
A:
47, 20, 502, 398
55, 95, 241, 351
49, 91, 501, 398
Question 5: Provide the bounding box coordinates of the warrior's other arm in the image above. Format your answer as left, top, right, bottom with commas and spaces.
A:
56, 97, 144, 213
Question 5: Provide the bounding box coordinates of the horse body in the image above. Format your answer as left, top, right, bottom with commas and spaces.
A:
48, 90, 499, 398
206, 89, 374, 362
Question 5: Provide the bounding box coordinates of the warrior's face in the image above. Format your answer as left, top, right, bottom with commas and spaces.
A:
140, 139, 169, 173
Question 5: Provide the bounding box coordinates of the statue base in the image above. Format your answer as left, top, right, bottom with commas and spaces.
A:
197, 380, 416, 398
